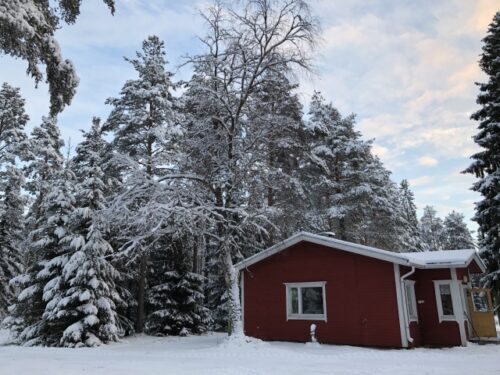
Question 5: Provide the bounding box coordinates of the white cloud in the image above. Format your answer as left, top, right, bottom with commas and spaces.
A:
371, 144, 389, 159
418, 156, 439, 167
1, 0, 493, 231
409, 176, 432, 187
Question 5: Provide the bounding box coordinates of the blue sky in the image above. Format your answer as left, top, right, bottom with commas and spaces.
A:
0, 0, 497, 230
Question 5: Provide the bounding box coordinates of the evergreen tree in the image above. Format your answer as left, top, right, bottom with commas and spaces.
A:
442, 211, 475, 250
6, 168, 75, 346
0, 83, 29, 163
419, 206, 445, 251
0, 167, 25, 317
24, 116, 65, 226
146, 239, 210, 336
104, 35, 180, 332
463, 11, 500, 312
245, 70, 307, 242
41, 118, 123, 347
3, 117, 68, 346
0, 1, 114, 114
398, 180, 423, 252
0, 82, 29, 317
302, 92, 404, 250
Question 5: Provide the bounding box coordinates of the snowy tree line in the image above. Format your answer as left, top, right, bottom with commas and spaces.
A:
0, 0, 479, 346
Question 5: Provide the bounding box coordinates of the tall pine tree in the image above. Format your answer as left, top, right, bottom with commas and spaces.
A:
0, 83, 29, 317
442, 211, 475, 250
302, 92, 405, 251
7, 167, 75, 346
419, 206, 445, 251
3, 117, 69, 346
0, 167, 25, 317
397, 180, 423, 252
464, 11, 500, 313
42, 118, 123, 347
104, 35, 180, 332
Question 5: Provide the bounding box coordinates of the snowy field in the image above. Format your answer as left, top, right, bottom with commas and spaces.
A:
1, 330, 500, 375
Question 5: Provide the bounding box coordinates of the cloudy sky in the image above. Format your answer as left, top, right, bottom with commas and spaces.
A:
1, 0, 498, 230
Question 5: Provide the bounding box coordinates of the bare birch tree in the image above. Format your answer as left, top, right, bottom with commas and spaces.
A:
180, 0, 319, 335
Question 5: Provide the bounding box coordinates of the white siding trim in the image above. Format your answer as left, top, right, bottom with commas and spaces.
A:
393, 264, 409, 348
450, 268, 467, 346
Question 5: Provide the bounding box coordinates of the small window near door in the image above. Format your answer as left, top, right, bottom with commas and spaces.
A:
285, 282, 326, 321
404, 280, 418, 321
472, 290, 490, 312
433, 280, 455, 322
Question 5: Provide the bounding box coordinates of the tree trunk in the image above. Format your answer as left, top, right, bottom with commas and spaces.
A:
222, 244, 243, 337
192, 240, 199, 274
135, 253, 148, 333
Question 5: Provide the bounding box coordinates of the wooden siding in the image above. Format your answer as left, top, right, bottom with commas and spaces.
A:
242, 241, 403, 347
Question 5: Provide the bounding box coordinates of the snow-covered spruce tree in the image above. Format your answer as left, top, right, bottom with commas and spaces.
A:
104, 35, 181, 333
301, 92, 404, 251
42, 118, 123, 347
397, 180, 423, 252
419, 206, 445, 251
0, 167, 25, 318
74, 118, 134, 334
180, 0, 318, 335
3, 117, 68, 345
442, 211, 475, 250
24, 116, 65, 228
244, 69, 307, 243
0, 82, 29, 317
146, 238, 210, 336
463, 11, 500, 312
359, 157, 407, 251
0, 83, 29, 163
0, 1, 114, 114
6, 167, 75, 346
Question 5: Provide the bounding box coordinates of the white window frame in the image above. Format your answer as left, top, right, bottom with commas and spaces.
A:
433, 280, 456, 322
285, 282, 327, 321
404, 280, 418, 322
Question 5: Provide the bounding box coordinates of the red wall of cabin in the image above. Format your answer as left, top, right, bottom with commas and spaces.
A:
410, 268, 462, 346
242, 241, 403, 348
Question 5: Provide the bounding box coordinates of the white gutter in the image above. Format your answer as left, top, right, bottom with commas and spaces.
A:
400, 266, 416, 345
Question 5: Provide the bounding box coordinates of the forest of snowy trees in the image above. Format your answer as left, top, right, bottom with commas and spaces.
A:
0, 0, 484, 347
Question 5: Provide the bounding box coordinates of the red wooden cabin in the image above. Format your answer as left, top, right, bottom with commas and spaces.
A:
236, 232, 489, 348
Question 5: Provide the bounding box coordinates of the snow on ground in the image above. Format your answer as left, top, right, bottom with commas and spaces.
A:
1, 330, 500, 375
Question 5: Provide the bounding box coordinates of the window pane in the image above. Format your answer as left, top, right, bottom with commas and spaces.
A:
439, 284, 454, 316
405, 284, 415, 317
290, 287, 299, 314
472, 291, 489, 312
301, 287, 324, 314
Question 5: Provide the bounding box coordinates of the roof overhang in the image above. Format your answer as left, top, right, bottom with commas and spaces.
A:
235, 232, 487, 273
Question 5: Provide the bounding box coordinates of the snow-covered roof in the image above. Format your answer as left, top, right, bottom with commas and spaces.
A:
402, 249, 480, 268
235, 232, 485, 272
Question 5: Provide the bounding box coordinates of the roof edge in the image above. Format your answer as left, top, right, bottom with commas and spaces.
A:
235, 232, 413, 271
235, 232, 488, 273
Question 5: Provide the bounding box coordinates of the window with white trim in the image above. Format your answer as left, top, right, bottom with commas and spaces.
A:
433, 280, 455, 322
404, 280, 418, 321
285, 282, 326, 321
